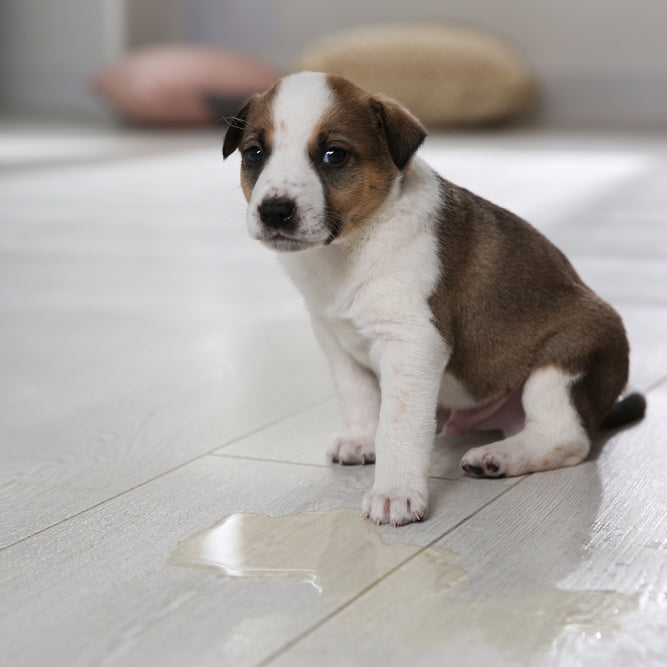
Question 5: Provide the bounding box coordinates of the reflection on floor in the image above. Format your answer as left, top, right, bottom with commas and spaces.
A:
1, 123, 666, 666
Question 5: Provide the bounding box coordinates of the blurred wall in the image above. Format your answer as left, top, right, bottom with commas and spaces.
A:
124, 0, 185, 49
0, 0, 124, 117
1, 0, 666, 127
190, 0, 667, 128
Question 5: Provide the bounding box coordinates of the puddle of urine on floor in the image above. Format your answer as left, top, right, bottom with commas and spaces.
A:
169, 508, 465, 599
349, 563, 639, 658
169, 509, 638, 658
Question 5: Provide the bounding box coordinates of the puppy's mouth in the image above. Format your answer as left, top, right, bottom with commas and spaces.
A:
256, 220, 335, 252
259, 229, 321, 253
250, 203, 336, 252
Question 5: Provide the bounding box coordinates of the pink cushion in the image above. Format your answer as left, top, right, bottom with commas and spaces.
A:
92, 46, 280, 125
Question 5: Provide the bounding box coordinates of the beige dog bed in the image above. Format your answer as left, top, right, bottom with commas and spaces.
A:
299, 24, 537, 126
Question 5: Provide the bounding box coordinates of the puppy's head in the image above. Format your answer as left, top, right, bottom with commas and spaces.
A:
223, 72, 426, 252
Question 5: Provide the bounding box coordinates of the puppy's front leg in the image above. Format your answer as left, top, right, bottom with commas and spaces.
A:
363, 333, 448, 526
311, 317, 381, 465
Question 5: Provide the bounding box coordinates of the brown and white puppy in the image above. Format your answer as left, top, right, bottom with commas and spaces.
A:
223, 71, 646, 526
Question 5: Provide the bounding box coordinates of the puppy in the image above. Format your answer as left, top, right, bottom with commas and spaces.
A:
223, 71, 646, 526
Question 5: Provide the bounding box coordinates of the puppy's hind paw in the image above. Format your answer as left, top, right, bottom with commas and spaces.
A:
362, 490, 426, 526
461, 448, 506, 478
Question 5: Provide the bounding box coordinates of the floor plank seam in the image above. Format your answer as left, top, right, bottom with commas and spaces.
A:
0, 395, 334, 553
209, 452, 340, 469
644, 374, 667, 393
212, 450, 523, 485
257, 477, 530, 667
212, 395, 335, 454
2, 372, 659, 554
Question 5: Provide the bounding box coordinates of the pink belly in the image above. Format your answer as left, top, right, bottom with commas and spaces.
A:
441, 383, 525, 437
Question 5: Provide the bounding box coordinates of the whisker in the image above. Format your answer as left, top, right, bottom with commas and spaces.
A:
222, 116, 261, 133
223, 115, 247, 130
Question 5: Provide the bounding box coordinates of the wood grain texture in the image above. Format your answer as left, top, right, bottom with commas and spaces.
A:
0, 150, 334, 546
273, 387, 667, 667
1, 126, 665, 666
0, 456, 509, 667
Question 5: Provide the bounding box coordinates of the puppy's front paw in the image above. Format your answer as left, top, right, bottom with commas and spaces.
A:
328, 435, 375, 465
362, 489, 426, 526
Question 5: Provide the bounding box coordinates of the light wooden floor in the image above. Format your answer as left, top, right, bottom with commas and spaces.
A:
1, 122, 666, 667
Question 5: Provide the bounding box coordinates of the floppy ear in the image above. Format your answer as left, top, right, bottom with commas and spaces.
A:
222, 95, 257, 159
370, 95, 427, 170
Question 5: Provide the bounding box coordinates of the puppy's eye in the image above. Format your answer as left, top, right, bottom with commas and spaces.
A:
244, 145, 264, 164
322, 147, 347, 166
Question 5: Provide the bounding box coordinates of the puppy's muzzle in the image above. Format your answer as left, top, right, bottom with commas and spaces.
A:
258, 197, 297, 229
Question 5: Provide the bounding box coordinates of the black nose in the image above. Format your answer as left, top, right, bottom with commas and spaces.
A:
258, 197, 296, 228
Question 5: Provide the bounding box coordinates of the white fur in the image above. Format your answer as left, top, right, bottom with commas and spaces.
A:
461, 366, 590, 476
246, 73, 333, 247
281, 157, 450, 525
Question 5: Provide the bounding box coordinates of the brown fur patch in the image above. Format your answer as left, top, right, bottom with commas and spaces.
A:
307, 76, 397, 240
369, 94, 427, 170
222, 83, 280, 202
307, 75, 427, 240
428, 178, 629, 434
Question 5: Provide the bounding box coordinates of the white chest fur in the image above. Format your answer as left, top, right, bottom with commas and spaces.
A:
281, 159, 441, 370
280, 158, 480, 410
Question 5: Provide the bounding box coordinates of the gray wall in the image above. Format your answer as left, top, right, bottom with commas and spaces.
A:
0, 0, 125, 117
124, 0, 185, 49
196, 0, 667, 128
2, 0, 666, 126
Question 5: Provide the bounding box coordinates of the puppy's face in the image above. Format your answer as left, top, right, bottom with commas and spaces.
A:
223, 72, 426, 252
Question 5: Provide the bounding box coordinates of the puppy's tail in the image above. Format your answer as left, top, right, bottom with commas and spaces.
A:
600, 392, 647, 430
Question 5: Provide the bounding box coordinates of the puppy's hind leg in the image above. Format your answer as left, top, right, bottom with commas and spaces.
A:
461, 365, 590, 478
